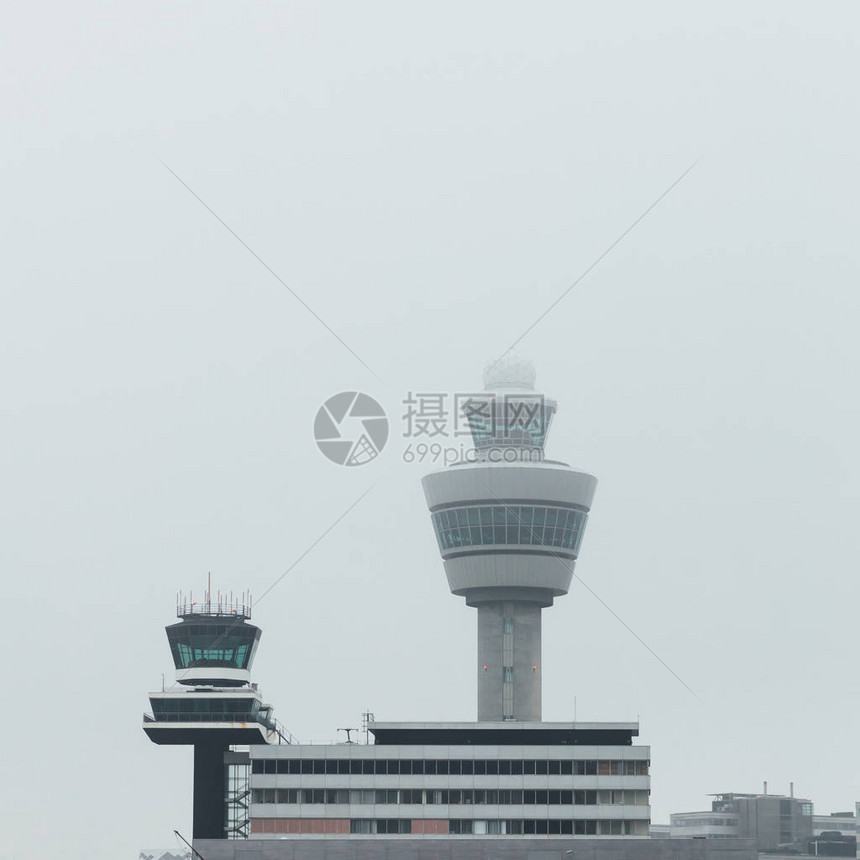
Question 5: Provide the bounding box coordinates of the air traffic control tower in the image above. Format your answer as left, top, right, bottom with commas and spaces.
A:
143, 590, 288, 839
422, 357, 597, 722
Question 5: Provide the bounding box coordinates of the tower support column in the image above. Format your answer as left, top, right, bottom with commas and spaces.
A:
193, 740, 229, 839
476, 601, 542, 721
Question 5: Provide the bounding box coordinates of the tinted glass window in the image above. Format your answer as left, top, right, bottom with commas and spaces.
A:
432, 505, 587, 552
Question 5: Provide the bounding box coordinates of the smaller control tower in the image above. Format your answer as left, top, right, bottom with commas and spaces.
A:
422, 357, 597, 722
143, 587, 288, 839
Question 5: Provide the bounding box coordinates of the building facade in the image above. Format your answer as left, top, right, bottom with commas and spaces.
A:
813, 811, 857, 838
668, 812, 740, 839
670, 792, 814, 851
248, 721, 650, 838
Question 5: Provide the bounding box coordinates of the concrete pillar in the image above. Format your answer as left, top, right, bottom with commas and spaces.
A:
477, 601, 542, 721
193, 741, 228, 839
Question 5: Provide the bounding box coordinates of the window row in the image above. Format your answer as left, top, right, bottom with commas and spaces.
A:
451, 819, 650, 836
175, 643, 250, 667
167, 626, 258, 669
252, 758, 648, 776
154, 698, 260, 714
347, 819, 650, 836
350, 819, 412, 834
432, 505, 587, 552
252, 788, 650, 806
672, 817, 739, 827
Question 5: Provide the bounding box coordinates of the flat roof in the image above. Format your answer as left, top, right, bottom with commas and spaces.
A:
368, 721, 640, 746
709, 793, 813, 802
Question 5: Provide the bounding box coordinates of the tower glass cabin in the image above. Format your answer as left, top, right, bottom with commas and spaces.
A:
143, 591, 289, 839
421, 358, 597, 722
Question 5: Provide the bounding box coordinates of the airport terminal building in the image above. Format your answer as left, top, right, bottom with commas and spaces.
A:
248, 721, 650, 838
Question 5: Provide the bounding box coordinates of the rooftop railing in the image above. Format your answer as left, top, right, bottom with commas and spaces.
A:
176, 599, 251, 620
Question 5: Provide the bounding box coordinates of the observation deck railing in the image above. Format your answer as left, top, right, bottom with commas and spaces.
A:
143, 711, 297, 745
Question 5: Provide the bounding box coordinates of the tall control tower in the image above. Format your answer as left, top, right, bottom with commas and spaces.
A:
143, 588, 287, 839
422, 357, 597, 722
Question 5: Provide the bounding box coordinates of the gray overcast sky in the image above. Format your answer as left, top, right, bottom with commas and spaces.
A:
2, 2, 859, 857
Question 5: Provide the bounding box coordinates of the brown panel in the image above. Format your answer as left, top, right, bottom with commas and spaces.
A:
412, 819, 449, 834
250, 818, 352, 836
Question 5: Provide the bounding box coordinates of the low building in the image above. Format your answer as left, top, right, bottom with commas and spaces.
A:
812, 812, 857, 838
669, 811, 740, 839
807, 831, 857, 857
670, 791, 813, 852
195, 837, 759, 860
247, 720, 651, 838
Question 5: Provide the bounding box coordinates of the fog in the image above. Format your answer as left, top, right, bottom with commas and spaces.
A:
1, 3, 858, 857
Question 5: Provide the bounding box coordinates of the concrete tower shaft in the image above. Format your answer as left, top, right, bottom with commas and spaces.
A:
421, 362, 596, 722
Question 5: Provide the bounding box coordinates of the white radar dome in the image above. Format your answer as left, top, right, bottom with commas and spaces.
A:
482, 353, 536, 391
